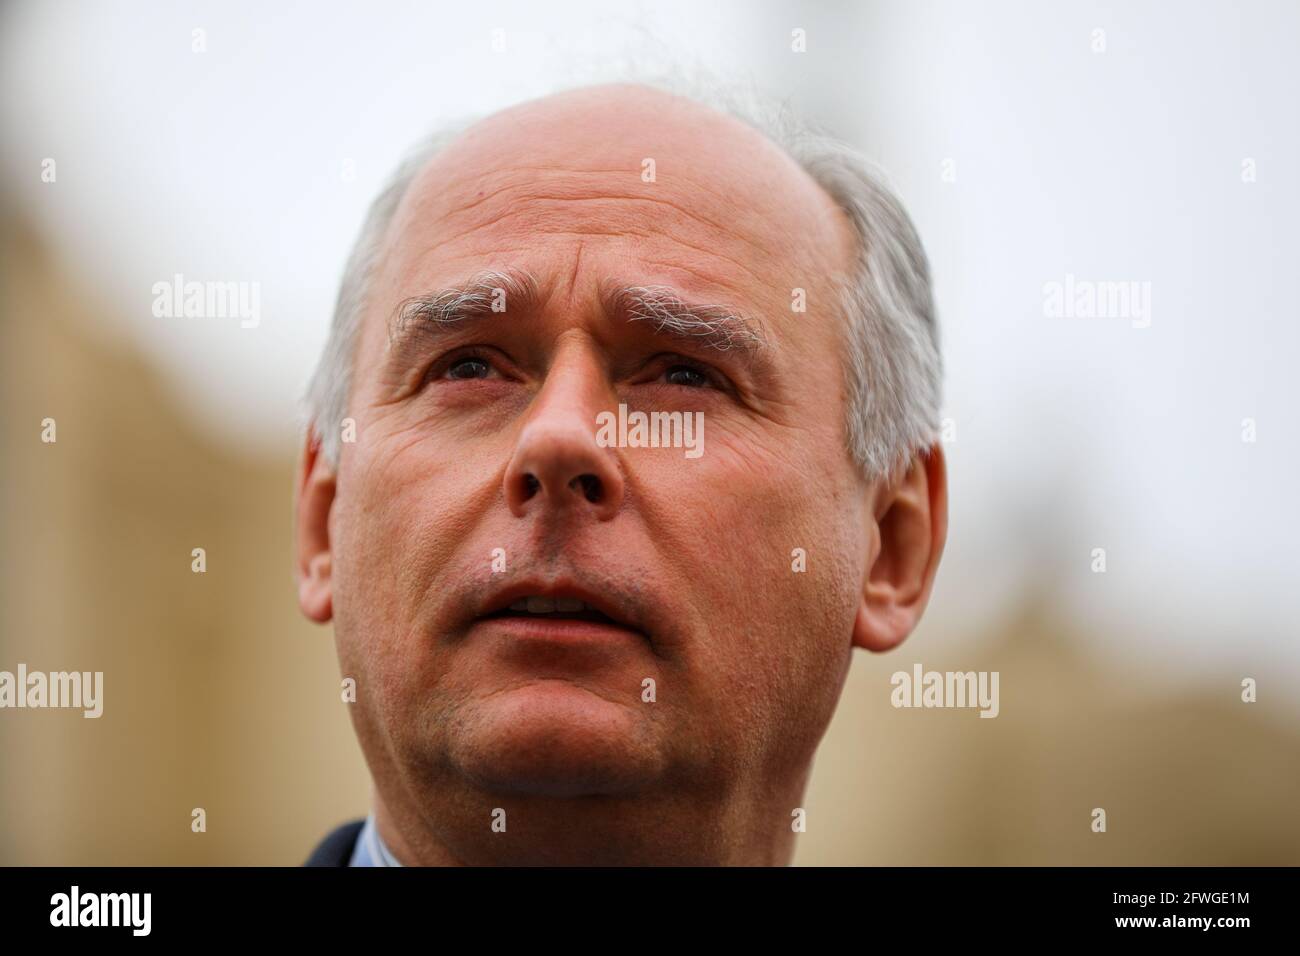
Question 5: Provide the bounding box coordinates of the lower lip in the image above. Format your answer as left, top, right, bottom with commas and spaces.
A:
470, 615, 646, 647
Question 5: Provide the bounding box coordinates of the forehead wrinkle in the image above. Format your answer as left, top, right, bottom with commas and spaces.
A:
421, 165, 786, 285
439, 164, 657, 220
400, 213, 776, 301
432, 206, 776, 293
448, 182, 742, 246
453, 190, 758, 264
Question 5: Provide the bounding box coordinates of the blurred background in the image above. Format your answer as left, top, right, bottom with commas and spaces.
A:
2, 0, 1297, 865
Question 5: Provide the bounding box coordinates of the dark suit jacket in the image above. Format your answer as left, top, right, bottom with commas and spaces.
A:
304, 818, 365, 866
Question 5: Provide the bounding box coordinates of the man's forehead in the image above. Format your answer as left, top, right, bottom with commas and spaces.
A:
414, 85, 821, 213
381, 86, 853, 294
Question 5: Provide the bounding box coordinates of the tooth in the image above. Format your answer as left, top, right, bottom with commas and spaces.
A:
527, 596, 556, 613
555, 597, 584, 612
510, 599, 530, 611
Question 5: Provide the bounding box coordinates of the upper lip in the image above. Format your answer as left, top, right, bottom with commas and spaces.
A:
476, 579, 644, 633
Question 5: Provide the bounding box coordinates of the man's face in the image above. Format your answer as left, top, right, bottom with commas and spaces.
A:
317, 86, 881, 861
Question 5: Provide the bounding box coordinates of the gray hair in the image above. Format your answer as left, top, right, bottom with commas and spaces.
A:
306, 77, 941, 482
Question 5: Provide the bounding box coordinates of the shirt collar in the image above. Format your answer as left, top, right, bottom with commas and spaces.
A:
348, 813, 405, 867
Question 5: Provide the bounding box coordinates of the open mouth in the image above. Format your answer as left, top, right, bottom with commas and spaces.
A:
474, 584, 646, 641
483, 596, 620, 626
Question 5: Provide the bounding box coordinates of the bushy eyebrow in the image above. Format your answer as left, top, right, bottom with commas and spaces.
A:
385, 269, 769, 364
599, 282, 768, 354
388, 269, 541, 347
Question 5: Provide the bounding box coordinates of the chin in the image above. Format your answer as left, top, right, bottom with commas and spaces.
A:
446, 679, 664, 798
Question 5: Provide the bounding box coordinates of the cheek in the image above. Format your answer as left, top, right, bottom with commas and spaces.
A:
329, 437, 486, 686
634, 445, 863, 733
339, 424, 486, 571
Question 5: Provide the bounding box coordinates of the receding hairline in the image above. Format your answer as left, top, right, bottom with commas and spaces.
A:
381, 82, 856, 281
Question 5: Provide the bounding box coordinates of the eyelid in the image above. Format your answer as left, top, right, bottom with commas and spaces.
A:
418, 347, 733, 394
649, 353, 732, 391
425, 345, 511, 383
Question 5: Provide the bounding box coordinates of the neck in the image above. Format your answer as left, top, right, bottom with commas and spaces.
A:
370, 772, 806, 866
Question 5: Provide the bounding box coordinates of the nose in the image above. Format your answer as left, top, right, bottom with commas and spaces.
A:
504, 361, 624, 522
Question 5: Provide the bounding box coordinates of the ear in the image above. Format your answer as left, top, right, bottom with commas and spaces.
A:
852, 442, 948, 652
295, 428, 336, 623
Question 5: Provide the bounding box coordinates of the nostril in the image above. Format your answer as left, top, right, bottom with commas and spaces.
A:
522, 473, 541, 500
571, 473, 602, 503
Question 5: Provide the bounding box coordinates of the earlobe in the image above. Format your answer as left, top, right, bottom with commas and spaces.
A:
298, 553, 333, 623
295, 429, 336, 623
852, 596, 914, 652
851, 443, 948, 653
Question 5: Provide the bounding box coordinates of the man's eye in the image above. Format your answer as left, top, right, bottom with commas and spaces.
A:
664, 364, 710, 388
446, 357, 492, 380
